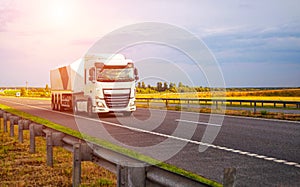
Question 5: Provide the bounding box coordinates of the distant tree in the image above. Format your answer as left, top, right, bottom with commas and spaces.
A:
20, 88, 27, 96
141, 81, 146, 89
157, 82, 163, 92
45, 84, 50, 92
137, 82, 141, 88
163, 82, 168, 91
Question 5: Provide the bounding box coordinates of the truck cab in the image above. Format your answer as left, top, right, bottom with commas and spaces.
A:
51, 54, 138, 117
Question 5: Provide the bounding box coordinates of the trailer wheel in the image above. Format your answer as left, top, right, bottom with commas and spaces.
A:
57, 102, 62, 111
51, 101, 56, 110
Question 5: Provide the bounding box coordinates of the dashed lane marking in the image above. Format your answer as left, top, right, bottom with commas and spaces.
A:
175, 119, 222, 127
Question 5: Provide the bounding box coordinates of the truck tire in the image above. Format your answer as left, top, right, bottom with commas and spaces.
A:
73, 100, 78, 115
87, 100, 94, 117
57, 102, 62, 111
51, 101, 56, 110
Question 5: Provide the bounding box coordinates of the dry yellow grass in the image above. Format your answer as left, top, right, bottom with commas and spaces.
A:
0, 125, 116, 186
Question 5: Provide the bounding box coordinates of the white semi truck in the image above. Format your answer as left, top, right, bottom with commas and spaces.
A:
50, 54, 138, 116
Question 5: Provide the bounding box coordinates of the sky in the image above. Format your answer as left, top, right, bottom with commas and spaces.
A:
0, 0, 299, 88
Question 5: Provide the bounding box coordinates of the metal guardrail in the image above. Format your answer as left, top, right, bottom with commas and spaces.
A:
0, 109, 236, 187
136, 98, 300, 113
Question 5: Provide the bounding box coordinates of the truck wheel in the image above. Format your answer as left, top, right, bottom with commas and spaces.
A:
73, 101, 78, 115
51, 101, 56, 110
123, 111, 132, 117
57, 102, 62, 111
87, 100, 94, 117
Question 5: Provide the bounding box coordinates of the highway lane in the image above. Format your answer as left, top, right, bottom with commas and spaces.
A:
0, 97, 300, 186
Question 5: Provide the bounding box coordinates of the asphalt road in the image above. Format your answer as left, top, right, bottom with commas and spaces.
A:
1, 97, 300, 186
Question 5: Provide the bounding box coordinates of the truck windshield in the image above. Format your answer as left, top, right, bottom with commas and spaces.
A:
96, 67, 134, 82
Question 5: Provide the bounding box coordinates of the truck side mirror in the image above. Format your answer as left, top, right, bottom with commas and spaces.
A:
89, 68, 95, 82
134, 68, 139, 81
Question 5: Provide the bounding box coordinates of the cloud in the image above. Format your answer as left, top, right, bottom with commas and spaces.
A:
202, 21, 300, 65
0, 1, 20, 32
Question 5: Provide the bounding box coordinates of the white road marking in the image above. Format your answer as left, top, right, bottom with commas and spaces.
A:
147, 108, 300, 124
1, 98, 300, 169
175, 119, 222, 127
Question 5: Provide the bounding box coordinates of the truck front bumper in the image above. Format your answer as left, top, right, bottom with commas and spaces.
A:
93, 98, 136, 113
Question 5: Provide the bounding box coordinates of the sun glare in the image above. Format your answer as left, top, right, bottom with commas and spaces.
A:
46, 1, 72, 26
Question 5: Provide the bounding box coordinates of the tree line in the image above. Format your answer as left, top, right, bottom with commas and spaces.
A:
136, 81, 212, 94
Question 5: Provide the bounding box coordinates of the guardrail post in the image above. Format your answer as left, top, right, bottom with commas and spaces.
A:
223, 168, 236, 187
117, 163, 146, 187
9, 116, 21, 137
18, 119, 30, 143
0, 109, 4, 130
3, 113, 12, 133
117, 165, 126, 187
73, 143, 81, 187
45, 131, 65, 167
29, 123, 44, 154
71, 142, 92, 186
165, 99, 168, 107
254, 102, 257, 113
46, 132, 53, 167
0, 109, 2, 129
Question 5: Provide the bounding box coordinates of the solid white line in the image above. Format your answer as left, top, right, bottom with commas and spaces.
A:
142, 107, 300, 124
175, 119, 222, 127
1, 98, 300, 169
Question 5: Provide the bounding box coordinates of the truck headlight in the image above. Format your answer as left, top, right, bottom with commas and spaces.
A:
97, 101, 104, 107
129, 101, 135, 107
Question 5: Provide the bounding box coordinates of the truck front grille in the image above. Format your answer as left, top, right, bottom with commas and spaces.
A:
103, 89, 130, 108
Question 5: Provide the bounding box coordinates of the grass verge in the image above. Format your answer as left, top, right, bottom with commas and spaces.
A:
0, 103, 221, 187
0, 125, 116, 186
